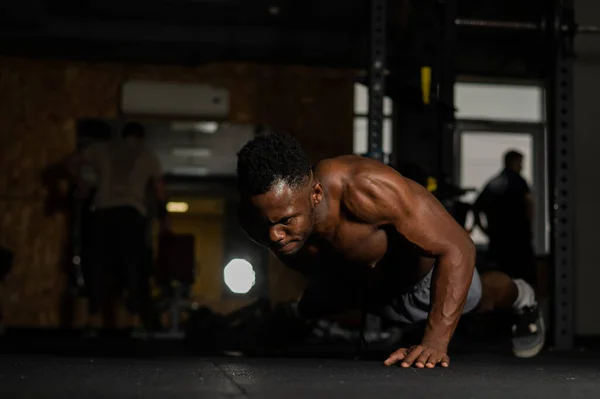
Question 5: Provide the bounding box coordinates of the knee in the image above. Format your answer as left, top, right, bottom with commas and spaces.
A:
478, 271, 518, 311
481, 270, 514, 291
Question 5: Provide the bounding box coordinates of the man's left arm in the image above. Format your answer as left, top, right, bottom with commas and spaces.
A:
346, 163, 476, 368
522, 179, 534, 228
471, 185, 491, 236
149, 153, 170, 231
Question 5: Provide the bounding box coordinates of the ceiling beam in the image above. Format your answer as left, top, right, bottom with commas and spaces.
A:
0, 17, 367, 68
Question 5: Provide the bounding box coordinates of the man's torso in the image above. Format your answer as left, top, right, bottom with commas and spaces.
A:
87, 141, 159, 216
284, 156, 434, 296
481, 169, 531, 242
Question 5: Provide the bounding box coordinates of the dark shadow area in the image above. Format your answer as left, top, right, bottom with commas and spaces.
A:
0, 299, 518, 361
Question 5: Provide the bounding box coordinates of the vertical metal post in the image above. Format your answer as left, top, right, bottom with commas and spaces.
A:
364, 0, 387, 335
548, 0, 575, 350
368, 0, 387, 163
437, 0, 457, 179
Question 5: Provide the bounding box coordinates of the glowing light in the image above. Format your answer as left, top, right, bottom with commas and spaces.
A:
167, 202, 189, 213
224, 259, 256, 294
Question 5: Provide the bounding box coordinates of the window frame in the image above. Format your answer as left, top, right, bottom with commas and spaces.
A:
454, 119, 548, 255
353, 83, 394, 158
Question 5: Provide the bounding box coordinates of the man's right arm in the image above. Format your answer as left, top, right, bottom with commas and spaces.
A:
64, 149, 87, 179
148, 153, 170, 231
153, 178, 170, 230
519, 177, 534, 236
471, 186, 490, 235
63, 146, 96, 197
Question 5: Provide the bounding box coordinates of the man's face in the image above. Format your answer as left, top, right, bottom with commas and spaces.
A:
245, 179, 322, 257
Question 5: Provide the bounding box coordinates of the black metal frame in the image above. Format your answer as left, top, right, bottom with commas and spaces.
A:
438, 0, 457, 179
362, 0, 388, 335
444, 0, 578, 350
367, 0, 387, 163
547, 0, 576, 350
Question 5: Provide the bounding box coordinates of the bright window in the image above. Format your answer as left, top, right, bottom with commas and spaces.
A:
353, 83, 393, 156
455, 83, 543, 122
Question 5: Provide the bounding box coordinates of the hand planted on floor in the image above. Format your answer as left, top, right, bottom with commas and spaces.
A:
384, 343, 450, 368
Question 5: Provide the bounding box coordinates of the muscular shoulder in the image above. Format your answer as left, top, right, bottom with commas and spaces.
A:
314, 155, 357, 178
341, 158, 414, 225
313, 155, 358, 195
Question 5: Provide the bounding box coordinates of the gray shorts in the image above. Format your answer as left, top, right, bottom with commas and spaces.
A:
380, 266, 482, 325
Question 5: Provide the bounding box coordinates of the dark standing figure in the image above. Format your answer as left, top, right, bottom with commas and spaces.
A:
236, 133, 545, 369
0, 246, 13, 335
471, 150, 536, 286
66, 122, 169, 335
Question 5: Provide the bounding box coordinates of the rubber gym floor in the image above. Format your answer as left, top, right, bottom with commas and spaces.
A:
1, 335, 599, 398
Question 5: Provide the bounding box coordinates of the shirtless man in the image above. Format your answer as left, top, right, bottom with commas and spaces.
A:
237, 133, 544, 368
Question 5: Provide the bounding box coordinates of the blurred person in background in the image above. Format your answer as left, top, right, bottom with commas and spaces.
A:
0, 245, 13, 335
66, 122, 169, 336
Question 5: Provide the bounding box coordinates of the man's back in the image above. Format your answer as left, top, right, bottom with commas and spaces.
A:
289, 156, 430, 284
85, 140, 162, 216
475, 168, 531, 242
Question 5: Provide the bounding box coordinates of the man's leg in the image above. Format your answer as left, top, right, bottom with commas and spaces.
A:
297, 275, 367, 320
0, 285, 4, 336
489, 239, 537, 287
477, 271, 545, 358
117, 207, 146, 331
504, 243, 537, 288
87, 209, 114, 334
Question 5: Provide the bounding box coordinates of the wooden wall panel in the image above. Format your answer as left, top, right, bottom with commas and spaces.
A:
255, 66, 355, 305
256, 66, 354, 163
0, 56, 355, 327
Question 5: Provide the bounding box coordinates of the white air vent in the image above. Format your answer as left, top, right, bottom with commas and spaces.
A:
121, 80, 229, 118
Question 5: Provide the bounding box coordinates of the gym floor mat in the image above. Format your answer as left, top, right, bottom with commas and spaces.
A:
1, 352, 598, 398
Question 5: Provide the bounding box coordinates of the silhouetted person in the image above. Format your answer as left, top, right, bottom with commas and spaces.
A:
66, 122, 169, 335
0, 246, 13, 335
471, 150, 536, 286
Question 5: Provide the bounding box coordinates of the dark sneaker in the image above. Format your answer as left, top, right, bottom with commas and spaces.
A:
511, 305, 545, 358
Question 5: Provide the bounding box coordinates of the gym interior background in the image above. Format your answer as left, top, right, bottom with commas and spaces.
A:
0, 0, 599, 365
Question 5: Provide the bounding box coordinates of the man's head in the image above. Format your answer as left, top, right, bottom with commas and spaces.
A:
236, 132, 323, 256
504, 150, 523, 174
122, 122, 145, 141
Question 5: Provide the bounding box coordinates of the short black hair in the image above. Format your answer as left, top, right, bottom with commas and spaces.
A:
122, 122, 145, 139
504, 150, 523, 167
237, 132, 312, 196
